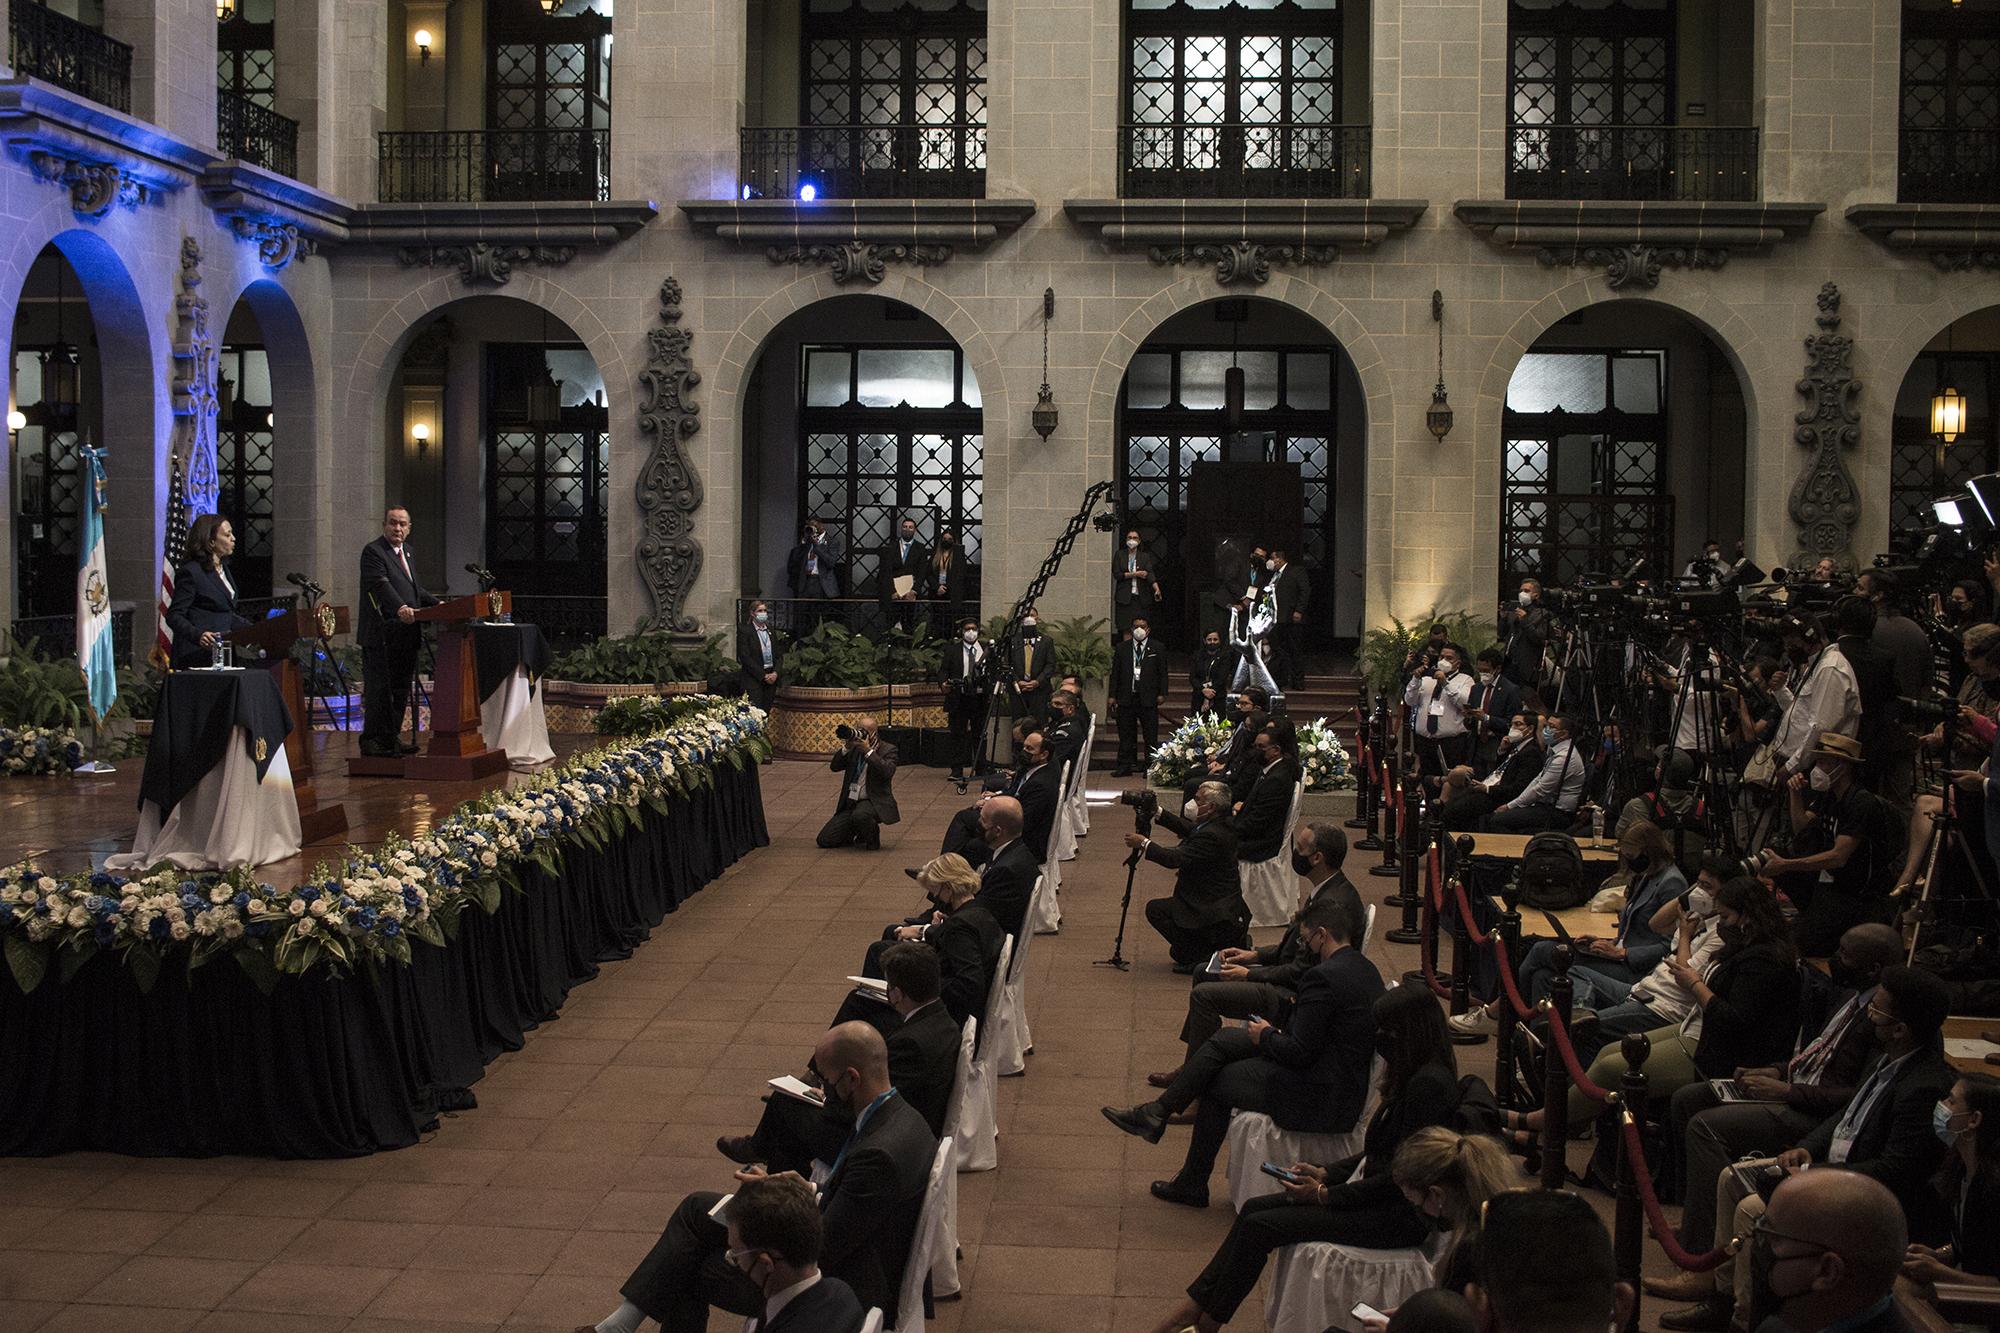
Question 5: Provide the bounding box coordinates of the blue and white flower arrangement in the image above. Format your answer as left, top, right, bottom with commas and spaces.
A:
0, 725, 85, 776
0, 695, 767, 993
1145, 711, 1355, 793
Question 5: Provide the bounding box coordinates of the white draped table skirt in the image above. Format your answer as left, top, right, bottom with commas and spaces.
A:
106, 731, 303, 872
480, 669, 555, 770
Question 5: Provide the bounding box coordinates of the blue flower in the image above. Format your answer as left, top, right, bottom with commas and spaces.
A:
248, 920, 271, 938
93, 922, 116, 945
233, 892, 250, 908
298, 885, 320, 903
354, 907, 378, 929
180, 892, 202, 910
178, 880, 201, 898
381, 919, 402, 937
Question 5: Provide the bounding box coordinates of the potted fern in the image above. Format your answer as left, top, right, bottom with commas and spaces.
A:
769, 623, 889, 759
1359, 606, 1498, 693
878, 622, 948, 729
543, 631, 728, 732
1048, 614, 1114, 720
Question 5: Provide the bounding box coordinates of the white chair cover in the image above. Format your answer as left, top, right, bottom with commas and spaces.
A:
1225, 1055, 1384, 1212
1264, 1234, 1444, 1333
931, 1019, 976, 1295
105, 731, 302, 872
957, 942, 1010, 1172
478, 668, 555, 769
860, 1310, 885, 1333
1070, 716, 1095, 837
1358, 902, 1378, 956
894, 1135, 956, 1333
1032, 761, 1070, 935
1239, 781, 1305, 927
994, 878, 1044, 1076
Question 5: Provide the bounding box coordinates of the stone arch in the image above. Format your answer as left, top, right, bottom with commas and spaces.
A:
0, 224, 161, 647
1079, 271, 1394, 633
704, 269, 1010, 629
224, 277, 322, 591
1471, 279, 1771, 595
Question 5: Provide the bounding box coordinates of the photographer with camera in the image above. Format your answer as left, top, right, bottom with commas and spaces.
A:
1405, 640, 1475, 779
1127, 780, 1252, 974
1894, 623, 2000, 899
1503, 579, 1552, 693
1759, 734, 1904, 957
815, 718, 899, 851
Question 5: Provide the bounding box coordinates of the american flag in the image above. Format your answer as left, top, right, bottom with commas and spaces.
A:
152, 451, 188, 668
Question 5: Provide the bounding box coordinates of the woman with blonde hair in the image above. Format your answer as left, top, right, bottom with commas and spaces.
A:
860, 852, 1003, 1031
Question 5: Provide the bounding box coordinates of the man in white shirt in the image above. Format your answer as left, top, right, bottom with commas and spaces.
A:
1487, 713, 1586, 833
1770, 625, 1860, 777
1405, 642, 1475, 779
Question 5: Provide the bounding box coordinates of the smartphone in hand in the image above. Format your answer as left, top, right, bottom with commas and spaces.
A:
1259, 1161, 1301, 1184
1351, 1301, 1389, 1329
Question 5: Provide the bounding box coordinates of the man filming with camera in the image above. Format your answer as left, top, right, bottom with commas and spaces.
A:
1125, 781, 1252, 975
815, 717, 899, 851
1758, 733, 1903, 958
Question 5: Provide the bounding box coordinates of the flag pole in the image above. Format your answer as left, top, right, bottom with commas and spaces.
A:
74, 434, 118, 774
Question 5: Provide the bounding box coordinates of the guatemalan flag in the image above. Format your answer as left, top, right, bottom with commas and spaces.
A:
77, 443, 118, 723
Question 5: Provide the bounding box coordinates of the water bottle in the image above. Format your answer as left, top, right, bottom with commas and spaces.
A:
1589, 803, 1605, 847
210, 637, 224, 670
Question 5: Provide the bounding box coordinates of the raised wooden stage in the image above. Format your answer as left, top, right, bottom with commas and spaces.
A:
0, 729, 595, 883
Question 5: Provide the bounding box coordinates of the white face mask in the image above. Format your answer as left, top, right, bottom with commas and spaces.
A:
753, 612, 768, 625
1133, 628, 1148, 642
1126, 538, 1140, 550
1479, 671, 1497, 686
1265, 559, 1277, 571
1507, 725, 1527, 742
1518, 590, 1533, 606
962, 629, 979, 644
1808, 765, 1835, 791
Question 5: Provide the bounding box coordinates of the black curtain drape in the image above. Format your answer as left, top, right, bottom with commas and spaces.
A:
0, 760, 768, 1158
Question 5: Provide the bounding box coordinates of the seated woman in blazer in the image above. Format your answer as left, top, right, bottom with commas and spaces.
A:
166, 513, 251, 670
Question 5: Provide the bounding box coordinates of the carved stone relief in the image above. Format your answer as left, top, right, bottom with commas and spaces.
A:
1787, 283, 1863, 570
635, 277, 704, 637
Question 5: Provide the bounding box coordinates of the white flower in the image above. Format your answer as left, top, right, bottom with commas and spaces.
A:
309, 899, 328, 917
209, 885, 231, 904
222, 919, 245, 940
246, 899, 266, 914
169, 921, 190, 941
289, 899, 306, 917
65, 905, 89, 928
297, 917, 316, 935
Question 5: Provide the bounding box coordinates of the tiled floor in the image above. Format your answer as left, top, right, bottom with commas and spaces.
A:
0, 757, 1692, 1331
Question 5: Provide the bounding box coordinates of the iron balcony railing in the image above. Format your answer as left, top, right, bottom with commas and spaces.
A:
738, 124, 987, 200
505, 594, 607, 653
12, 604, 136, 665
217, 88, 299, 180
1118, 122, 1372, 199
735, 597, 980, 644
1506, 123, 1760, 202
1899, 126, 2000, 204
8, 0, 133, 113
377, 128, 611, 203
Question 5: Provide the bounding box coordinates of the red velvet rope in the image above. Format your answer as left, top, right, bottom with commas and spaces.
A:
1621, 1113, 1730, 1272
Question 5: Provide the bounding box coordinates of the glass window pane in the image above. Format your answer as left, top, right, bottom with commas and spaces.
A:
1554, 433, 1598, 493
1240, 351, 1279, 410
1179, 350, 1233, 408
857, 348, 955, 407
1127, 352, 1172, 408
960, 361, 981, 408
1286, 353, 1331, 410
1506, 352, 1607, 414
1612, 353, 1663, 412
806, 350, 851, 406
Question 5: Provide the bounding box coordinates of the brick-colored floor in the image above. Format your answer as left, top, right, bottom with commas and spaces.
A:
0, 758, 1693, 1331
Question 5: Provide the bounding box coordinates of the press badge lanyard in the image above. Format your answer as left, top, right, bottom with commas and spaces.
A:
825, 1088, 898, 1183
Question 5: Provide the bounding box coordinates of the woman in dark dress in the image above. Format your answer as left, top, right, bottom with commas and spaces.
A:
165, 514, 250, 670
1903, 1074, 2000, 1294
1143, 983, 1507, 1332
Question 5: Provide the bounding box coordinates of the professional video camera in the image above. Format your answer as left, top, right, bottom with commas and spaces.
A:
1898, 691, 1961, 729
1119, 787, 1159, 835
1542, 582, 1628, 618
835, 724, 858, 741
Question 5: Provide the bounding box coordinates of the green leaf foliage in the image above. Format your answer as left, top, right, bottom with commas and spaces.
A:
778, 623, 885, 688
1359, 606, 1499, 693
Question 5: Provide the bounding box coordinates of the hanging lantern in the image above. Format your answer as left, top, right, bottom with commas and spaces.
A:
1932, 384, 1969, 444
1030, 287, 1058, 440
1224, 364, 1246, 431
216, 0, 235, 20
526, 374, 564, 427
1425, 289, 1454, 441
539, 0, 561, 12
39, 342, 80, 420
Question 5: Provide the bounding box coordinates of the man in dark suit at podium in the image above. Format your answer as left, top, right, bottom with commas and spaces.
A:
357, 506, 439, 757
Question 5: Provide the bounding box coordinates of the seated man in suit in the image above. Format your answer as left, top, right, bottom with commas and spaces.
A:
736, 599, 785, 714
1046, 687, 1088, 776
1183, 692, 1271, 806
1102, 895, 1384, 1208
1231, 718, 1302, 863
931, 722, 1049, 869
1657, 965, 1956, 1332
1131, 780, 1251, 974
715, 1177, 864, 1333
867, 854, 1004, 1023
1149, 821, 1362, 1086
1486, 712, 1585, 833
884, 798, 1038, 947
815, 717, 898, 851
588, 1024, 934, 1333
721, 944, 961, 1174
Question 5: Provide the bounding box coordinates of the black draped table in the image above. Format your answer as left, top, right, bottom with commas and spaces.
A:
0, 759, 768, 1158
474, 623, 555, 768
106, 668, 301, 872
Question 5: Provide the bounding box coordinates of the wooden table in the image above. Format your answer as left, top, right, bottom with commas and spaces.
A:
1465, 832, 1621, 862
1943, 1016, 2000, 1075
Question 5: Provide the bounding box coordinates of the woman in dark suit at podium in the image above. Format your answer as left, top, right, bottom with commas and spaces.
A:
166, 514, 250, 670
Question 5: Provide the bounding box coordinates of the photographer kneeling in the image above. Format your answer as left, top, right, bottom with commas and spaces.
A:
1127, 781, 1253, 975
815, 718, 898, 851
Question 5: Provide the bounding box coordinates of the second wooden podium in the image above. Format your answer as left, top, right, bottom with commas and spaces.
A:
348, 590, 513, 782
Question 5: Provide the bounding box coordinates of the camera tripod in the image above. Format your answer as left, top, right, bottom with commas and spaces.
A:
1903, 714, 1998, 959
1648, 632, 1746, 861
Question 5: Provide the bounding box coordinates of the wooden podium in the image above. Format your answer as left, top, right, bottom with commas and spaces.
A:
229, 605, 351, 845
349, 590, 513, 782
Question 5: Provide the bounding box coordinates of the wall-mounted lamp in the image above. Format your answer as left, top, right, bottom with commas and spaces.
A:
1031, 287, 1058, 440
540, 0, 562, 12
1426, 289, 1455, 442
411, 421, 432, 455
1933, 322, 1967, 443
6, 408, 25, 436
414, 28, 433, 64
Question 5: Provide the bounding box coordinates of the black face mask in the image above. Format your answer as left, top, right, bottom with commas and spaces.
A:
1718, 923, 1745, 949
1626, 851, 1650, 875
1290, 850, 1315, 876
818, 1076, 856, 1131
1826, 956, 1871, 992
1745, 1230, 1823, 1329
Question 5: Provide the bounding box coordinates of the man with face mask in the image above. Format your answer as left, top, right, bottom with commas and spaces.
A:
1111, 616, 1165, 776
1771, 605, 1863, 779
882, 514, 929, 604
1760, 734, 1903, 958
1007, 606, 1054, 724
1487, 712, 1585, 833
1130, 779, 1252, 973
939, 617, 989, 782
1464, 646, 1521, 773
1405, 641, 1475, 779
715, 1177, 863, 1333
814, 717, 898, 851
1660, 966, 1954, 1332
1502, 579, 1551, 692
1148, 822, 1363, 1084
1190, 626, 1239, 718
786, 517, 842, 601
591, 1024, 933, 1333
1114, 528, 1164, 636
1684, 539, 1731, 589
1266, 548, 1311, 688
1737, 1171, 1909, 1333
736, 599, 786, 714
1653, 921, 1906, 1300
1233, 719, 1303, 861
